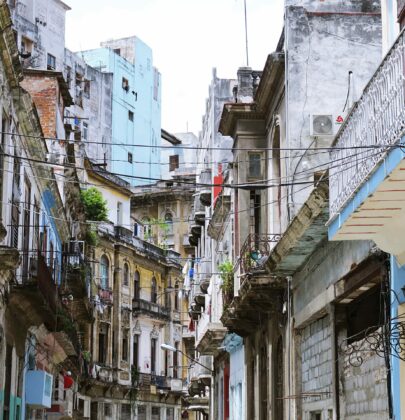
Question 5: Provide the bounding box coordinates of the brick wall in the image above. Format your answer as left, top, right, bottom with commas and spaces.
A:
21, 75, 59, 138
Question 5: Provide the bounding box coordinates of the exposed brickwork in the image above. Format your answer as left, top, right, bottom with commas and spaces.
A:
20, 75, 60, 138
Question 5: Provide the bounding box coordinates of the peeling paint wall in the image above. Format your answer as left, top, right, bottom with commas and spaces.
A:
285, 5, 382, 218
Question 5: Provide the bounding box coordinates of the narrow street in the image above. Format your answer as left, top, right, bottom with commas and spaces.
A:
0, 0, 404, 419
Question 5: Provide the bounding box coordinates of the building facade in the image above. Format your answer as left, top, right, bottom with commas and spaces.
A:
81, 37, 162, 186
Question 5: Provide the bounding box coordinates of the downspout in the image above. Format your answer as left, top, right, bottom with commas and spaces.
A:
329, 303, 340, 420
284, 6, 292, 223
383, 257, 394, 419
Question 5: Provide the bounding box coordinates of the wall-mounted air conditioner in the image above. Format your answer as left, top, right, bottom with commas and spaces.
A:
310, 114, 336, 136
25, 370, 53, 408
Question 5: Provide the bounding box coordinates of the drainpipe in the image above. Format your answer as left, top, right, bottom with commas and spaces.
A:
284, 7, 294, 223
329, 303, 340, 420
287, 276, 293, 420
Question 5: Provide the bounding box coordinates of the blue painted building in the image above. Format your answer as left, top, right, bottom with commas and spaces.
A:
328, 2, 405, 416
81, 36, 161, 186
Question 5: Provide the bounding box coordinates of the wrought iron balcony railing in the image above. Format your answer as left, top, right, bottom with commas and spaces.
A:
240, 233, 281, 275
330, 29, 405, 220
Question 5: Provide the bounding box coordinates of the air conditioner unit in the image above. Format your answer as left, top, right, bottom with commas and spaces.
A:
310, 114, 334, 136
25, 370, 53, 408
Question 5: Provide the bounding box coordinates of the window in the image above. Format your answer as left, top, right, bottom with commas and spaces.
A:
137, 406, 147, 420
47, 53, 56, 70
151, 338, 157, 374
128, 110, 134, 121
123, 263, 129, 286
117, 202, 123, 225
151, 277, 157, 303
82, 122, 88, 140
66, 66, 72, 86
98, 323, 109, 364
21, 36, 33, 55
104, 403, 112, 417
100, 255, 109, 289
122, 77, 129, 92
83, 79, 90, 98
133, 334, 139, 369
164, 349, 169, 377
134, 271, 140, 300
128, 152, 133, 163
173, 342, 179, 378
133, 222, 139, 237
142, 217, 152, 240
169, 154, 179, 172
310, 412, 321, 420
248, 152, 263, 179
151, 407, 160, 420
113, 48, 121, 56
165, 212, 173, 235
122, 330, 129, 361
121, 404, 131, 420
174, 281, 179, 310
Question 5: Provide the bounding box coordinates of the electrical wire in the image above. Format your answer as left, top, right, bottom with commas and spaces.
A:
0, 146, 385, 227
1, 130, 401, 151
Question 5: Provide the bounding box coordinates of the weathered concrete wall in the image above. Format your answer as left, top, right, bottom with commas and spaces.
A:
13, 0, 69, 71
285, 7, 382, 218
293, 240, 373, 323
64, 49, 113, 170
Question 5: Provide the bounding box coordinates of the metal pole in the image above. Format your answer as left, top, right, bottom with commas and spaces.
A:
244, 0, 249, 66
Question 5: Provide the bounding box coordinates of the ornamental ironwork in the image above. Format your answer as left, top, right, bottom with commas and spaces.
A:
339, 314, 405, 367
240, 233, 281, 275
329, 29, 405, 220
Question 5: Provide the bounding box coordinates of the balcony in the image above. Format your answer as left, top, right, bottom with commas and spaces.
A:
328, 29, 405, 262
194, 194, 205, 225
10, 254, 59, 329
207, 193, 231, 241
239, 233, 281, 276
199, 169, 212, 206
98, 288, 113, 304
132, 298, 170, 320
196, 321, 227, 355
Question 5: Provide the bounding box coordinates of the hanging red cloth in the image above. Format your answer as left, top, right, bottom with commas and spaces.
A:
188, 319, 195, 332
64, 375, 74, 389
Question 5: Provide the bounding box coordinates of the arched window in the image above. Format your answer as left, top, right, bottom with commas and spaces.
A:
123, 263, 129, 286
174, 281, 179, 310
165, 212, 173, 235
151, 276, 157, 303
134, 271, 140, 300
100, 255, 109, 289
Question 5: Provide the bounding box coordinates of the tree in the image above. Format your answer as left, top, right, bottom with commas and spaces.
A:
80, 188, 108, 222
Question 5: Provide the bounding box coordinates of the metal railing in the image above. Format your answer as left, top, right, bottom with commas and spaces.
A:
240, 233, 281, 275
132, 298, 171, 320
330, 30, 405, 219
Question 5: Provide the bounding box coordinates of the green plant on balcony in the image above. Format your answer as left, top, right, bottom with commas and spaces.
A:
80, 188, 108, 221
145, 218, 170, 249
219, 260, 234, 306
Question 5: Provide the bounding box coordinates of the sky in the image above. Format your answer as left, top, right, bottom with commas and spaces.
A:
65, 0, 284, 135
